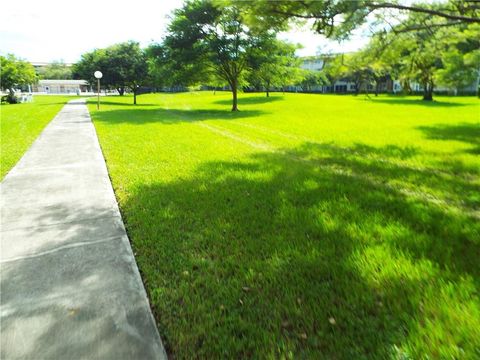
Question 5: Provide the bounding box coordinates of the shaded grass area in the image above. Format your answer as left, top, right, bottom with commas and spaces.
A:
213, 95, 284, 105
0, 96, 74, 178
93, 108, 266, 125
370, 97, 469, 107
89, 92, 479, 358
418, 123, 480, 154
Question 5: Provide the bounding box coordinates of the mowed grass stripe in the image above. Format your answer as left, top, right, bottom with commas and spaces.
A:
198, 123, 274, 151
199, 120, 478, 217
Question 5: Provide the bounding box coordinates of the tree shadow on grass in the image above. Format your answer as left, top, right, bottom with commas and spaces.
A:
213, 95, 284, 106
121, 141, 479, 358
346, 143, 419, 160
295, 142, 479, 209
370, 97, 469, 107
417, 123, 480, 154
93, 107, 267, 125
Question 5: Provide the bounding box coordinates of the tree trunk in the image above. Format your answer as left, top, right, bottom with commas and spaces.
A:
375, 81, 379, 97
475, 69, 480, 98
118, 87, 125, 96
231, 82, 239, 111
365, 81, 371, 99
266, 81, 270, 97
266, 89, 270, 97
133, 88, 137, 105
423, 82, 433, 101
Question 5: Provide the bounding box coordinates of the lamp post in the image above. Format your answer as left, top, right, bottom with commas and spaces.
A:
94, 71, 103, 110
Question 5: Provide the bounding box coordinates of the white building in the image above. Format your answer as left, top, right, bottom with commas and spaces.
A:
34, 80, 89, 94
301, 57, 325, 72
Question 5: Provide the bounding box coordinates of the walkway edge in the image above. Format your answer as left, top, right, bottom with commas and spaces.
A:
87, 100, 168, 358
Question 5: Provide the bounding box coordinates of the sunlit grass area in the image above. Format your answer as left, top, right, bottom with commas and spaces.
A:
0, 95, 74, 178
89, 92, 479, 358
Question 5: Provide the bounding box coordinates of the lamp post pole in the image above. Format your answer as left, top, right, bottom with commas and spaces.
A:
94, 71, 103, 110
97, 78, 100, 110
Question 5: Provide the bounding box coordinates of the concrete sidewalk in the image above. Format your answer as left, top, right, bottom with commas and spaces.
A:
0, 100, 166, 359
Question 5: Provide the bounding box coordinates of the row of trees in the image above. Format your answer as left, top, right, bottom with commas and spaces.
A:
139, 0, 479, 107
72, 4, 304, 109
37, 61, 72, 80
235, 0, 480, 101
316, 20, 480, 100
3, 1, 478, 106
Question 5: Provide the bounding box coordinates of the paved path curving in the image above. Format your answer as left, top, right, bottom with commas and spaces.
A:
0, 99, 166, 359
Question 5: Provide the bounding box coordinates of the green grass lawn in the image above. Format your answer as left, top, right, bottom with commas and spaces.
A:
89, 92, 479, 359
0, 95, 74, 178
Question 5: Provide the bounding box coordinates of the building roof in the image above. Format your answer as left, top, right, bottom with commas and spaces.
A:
31, 62, 74, 67
39, 79, 88, 85
300, 53, 353, 61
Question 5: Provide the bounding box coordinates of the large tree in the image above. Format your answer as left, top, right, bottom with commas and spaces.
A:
0, 54, 36, 103
73, 42, 148, 104
159, 0, 267, 111
107, 42, 148, 104
72, 49, 107, 89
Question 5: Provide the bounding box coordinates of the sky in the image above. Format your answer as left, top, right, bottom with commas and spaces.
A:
0, 0, 369, 63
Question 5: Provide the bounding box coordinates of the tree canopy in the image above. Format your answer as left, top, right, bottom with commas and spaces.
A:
155, 0, 290, 111
37, 61, 72, 80
247, 34, 303, 96
316, 8, 480, 100
233, 0, 480, 39
0, 54, 36, 103
73, 41, 148, 104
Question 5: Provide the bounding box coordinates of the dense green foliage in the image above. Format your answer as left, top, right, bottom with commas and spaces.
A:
233, 0, 480, 39
247, 34, 302, 96
89, 92, 479, 358
319, 21, 480, 100
73, 42, 148, 103
155, 0, 265, 111
37, 61, 72, 80
0, 54, 36, 103
0, 96, 72, 178
225, 0, 480, 100
148, 0, 305, 109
